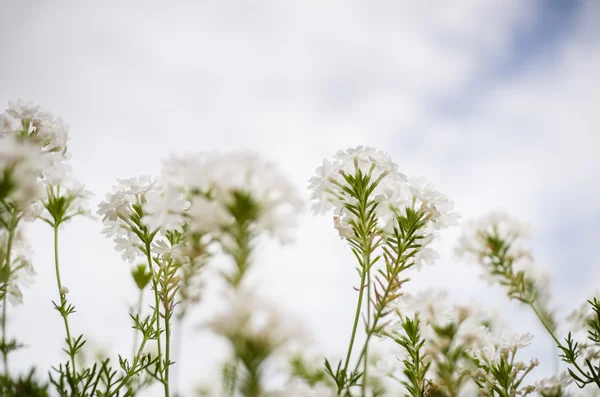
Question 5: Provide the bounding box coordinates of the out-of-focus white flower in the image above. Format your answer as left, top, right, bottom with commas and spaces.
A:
1, 227, 35, 306
499, 332, 533, 350
40, 151, 73, 185
474, 344, 504, 368
397, 290, 453, 327
535, 371, 572, 394
142, 184, 190, 232
161, 152, 304, 243
39, 177, 93, 224
4, 99, 70, 154
186, 195, 231, 234
0, 135, 44, 208
455, 210, 531, 263
6, 99, 41, 121
204, 287, 305, 353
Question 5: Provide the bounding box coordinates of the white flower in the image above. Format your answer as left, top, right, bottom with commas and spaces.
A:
142, 185, 190, 232
1, 227, 36, 305
35, 115, 69, 152
6, 99, 41, 121
535, 371, 573, 394
114, 231, 143, 263
162, 152, 304, 243
97, 176, 163, 262
308, 146, 406, 216
455, 210, 531, 262
309, 147, 458, 267
0, 113, 18, 134
408, 176, 460, 230
186, 195, 230, 234
204, 287, 304, 352
499, 332, 533, 349
40, 151, 73, 185
97, 175, 157, 222
0, 135, 44, 208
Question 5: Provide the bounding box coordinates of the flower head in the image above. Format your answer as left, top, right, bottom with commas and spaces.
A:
159, 152, 304, 243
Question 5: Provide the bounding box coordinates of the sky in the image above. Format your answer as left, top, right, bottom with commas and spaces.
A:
1, 0, 599, 395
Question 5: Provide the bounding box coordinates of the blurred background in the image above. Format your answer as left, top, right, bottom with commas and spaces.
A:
1, 0, 599, 395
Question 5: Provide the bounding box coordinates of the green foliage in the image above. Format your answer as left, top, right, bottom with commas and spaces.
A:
0, 369, 50, 397
387, 314, 431, 397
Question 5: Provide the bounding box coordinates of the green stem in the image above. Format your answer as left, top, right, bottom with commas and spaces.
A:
145, 241, 164, 383
1, 217, 16, 375
132, 288, 144, 360
530, 302, 560, 346
164, 307, 171, 397
53, 225, 77, 376
340, 268, 367, 393
362, 267, 371, 397
112, 335, 150, 396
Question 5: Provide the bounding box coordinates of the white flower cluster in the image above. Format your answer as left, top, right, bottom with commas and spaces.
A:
1, 100, 84, 305
398, 290, 497, 351
309, 146, 459, 266
0, 135, 44, 209
97, 176, 160, 262
566, 292, 600, 361
472, 332, 538, 396
455, 210, 531, 264
0, 226, 34, 305
146, 152, 304, 244
455, 210, 553, 304
535, 372, 573, 396
205, 288, 304, 353
1, 99, 72, 186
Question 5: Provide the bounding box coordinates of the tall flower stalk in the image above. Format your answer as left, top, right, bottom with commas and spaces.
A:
309, 146, 459, 396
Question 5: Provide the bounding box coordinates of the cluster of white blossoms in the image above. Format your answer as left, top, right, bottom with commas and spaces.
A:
0, 135, 44, 210
97, 176, 161, 262
1, 100, 83, 306
0, 226, 34, 305
144, 152, 304, 244
566, 292, 600, 361
455, 210, 532, 263
205, 287, 303, 352
455, 210, 553, 305
535, 372, 573, 396
309, 146, 459, 267
398, 290, 497, 351
472, 332, 539, 396
0, 100, 74, 210
1, 99, 72, 185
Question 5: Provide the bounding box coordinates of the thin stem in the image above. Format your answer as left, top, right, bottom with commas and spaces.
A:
112, 335, 151, 396
164, 305, 171, 397
340, 268, 367, 393
53, 225, 77, 375
362, 266, 371, 397
132, 288, 144, 360
530, 302, 560, 346
145, 241, 163, 382
1, 216, 16, 374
